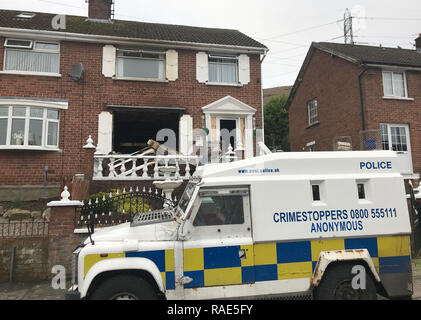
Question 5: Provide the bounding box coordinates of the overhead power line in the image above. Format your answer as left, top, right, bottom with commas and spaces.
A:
355, 16, 421, 22
36, 0, 86, 10
259, 19, 344, 41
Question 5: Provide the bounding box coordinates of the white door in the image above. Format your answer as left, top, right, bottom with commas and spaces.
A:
181, 187, 254, 299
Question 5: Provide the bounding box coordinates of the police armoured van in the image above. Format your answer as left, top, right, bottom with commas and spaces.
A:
67, 150, 413, 300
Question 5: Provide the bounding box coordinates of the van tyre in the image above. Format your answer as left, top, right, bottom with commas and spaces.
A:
90, 274, 158, 300
314, 263, 377, 300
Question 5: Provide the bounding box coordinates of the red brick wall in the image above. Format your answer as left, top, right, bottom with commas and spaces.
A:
289, 49, 363, 152
88, 0, 112, 20
0, 37, 263, 186
362, 68, 421, 174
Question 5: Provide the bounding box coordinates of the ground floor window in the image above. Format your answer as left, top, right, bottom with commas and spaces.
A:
0, 106, 60, 149
380, 123, 409, 152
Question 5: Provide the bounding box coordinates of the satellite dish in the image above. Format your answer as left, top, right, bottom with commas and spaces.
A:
69, 63, 84, 81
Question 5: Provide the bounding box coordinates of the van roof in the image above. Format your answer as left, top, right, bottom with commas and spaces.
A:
194, 151, 402, 183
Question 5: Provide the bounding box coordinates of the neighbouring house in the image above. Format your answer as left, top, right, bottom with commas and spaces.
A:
263, 85, 292, 104
0, 0, 268, 201
286, 38, 421, 179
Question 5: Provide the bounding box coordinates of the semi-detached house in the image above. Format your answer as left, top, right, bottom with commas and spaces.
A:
0, 0, 268, 200
287, 38, 421, 180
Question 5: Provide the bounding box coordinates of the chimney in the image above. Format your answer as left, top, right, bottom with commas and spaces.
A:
416, 34, 421, 52
88, 0, 113, 20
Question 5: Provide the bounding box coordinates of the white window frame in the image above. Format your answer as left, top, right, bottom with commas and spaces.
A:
207, 54, 239, 85
115, 48, 166, 80
382, 70, 409, 99
0, 103, 63, 151
4, 39, 33, 49
307, 99, 318, 126
188, 188, 251, 239
380, 123, 410, 154
3, 39, 61, 75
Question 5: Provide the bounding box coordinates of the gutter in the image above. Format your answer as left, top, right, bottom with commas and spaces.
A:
358, 64, 368, 131
0, 27, 267, 55
260, 49, 269, 146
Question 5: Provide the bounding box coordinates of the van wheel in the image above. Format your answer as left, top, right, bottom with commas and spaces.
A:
90, 274, 158, 300
314, 263, 377, 300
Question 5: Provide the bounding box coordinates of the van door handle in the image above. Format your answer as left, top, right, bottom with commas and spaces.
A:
239, 249, 246, 260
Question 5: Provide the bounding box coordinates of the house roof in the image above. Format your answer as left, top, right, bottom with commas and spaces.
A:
285, 41, 421, 110
314, 42, 421, 68
0, 9, 267, 51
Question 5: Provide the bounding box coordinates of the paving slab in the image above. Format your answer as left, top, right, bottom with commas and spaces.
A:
0, 281, 68, 300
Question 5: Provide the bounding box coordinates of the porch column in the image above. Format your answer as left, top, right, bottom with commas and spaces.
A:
97, 111, 113, 154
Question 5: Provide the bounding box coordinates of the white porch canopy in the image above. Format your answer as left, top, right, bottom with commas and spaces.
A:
202, 96, 256, 159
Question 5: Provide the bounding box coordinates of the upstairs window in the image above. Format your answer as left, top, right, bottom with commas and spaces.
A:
382, 71, 408, 98
208, 54, 238, 84
0, 106, 60, 149
4, 39, 60, 74
307, 99, 318, 126
116, 49, 165, 79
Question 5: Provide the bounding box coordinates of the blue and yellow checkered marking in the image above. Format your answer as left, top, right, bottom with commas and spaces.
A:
126, 249, 175, 290
254, 241, 313, 282
84, 249, 176, 290
183, 236, 411, 288
83, 236, 411, 290
184, 245, 253, 288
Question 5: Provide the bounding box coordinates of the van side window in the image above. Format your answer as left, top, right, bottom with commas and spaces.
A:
357, 183, 366, 199
312, 185, 321, 201
193, 195, 244, 227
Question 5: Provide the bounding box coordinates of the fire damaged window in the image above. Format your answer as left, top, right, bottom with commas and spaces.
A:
116, 49, 165, 79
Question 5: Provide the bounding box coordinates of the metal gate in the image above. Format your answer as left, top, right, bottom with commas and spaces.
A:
77, 186, 176, 229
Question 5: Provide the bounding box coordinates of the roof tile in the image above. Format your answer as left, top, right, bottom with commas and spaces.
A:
315, 42, 421, 68
0, 9, 267, 49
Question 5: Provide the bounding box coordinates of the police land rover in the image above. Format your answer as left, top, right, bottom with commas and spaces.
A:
67, 150, 413, 300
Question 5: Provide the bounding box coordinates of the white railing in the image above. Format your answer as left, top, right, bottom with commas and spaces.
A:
93, 154, 201, 180
93, 151, 239, 181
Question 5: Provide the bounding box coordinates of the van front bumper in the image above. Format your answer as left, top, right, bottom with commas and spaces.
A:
65, 285, 81, 300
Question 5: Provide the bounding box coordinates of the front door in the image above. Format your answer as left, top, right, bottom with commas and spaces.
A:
182, 187, 254, 299
219, 119, 237, 154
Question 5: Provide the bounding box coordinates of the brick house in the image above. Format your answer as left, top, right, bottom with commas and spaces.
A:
0, 1, 268, 200
287, 39, 421, 179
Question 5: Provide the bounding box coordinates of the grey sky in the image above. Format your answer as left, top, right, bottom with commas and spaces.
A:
1, 0, 421, 89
